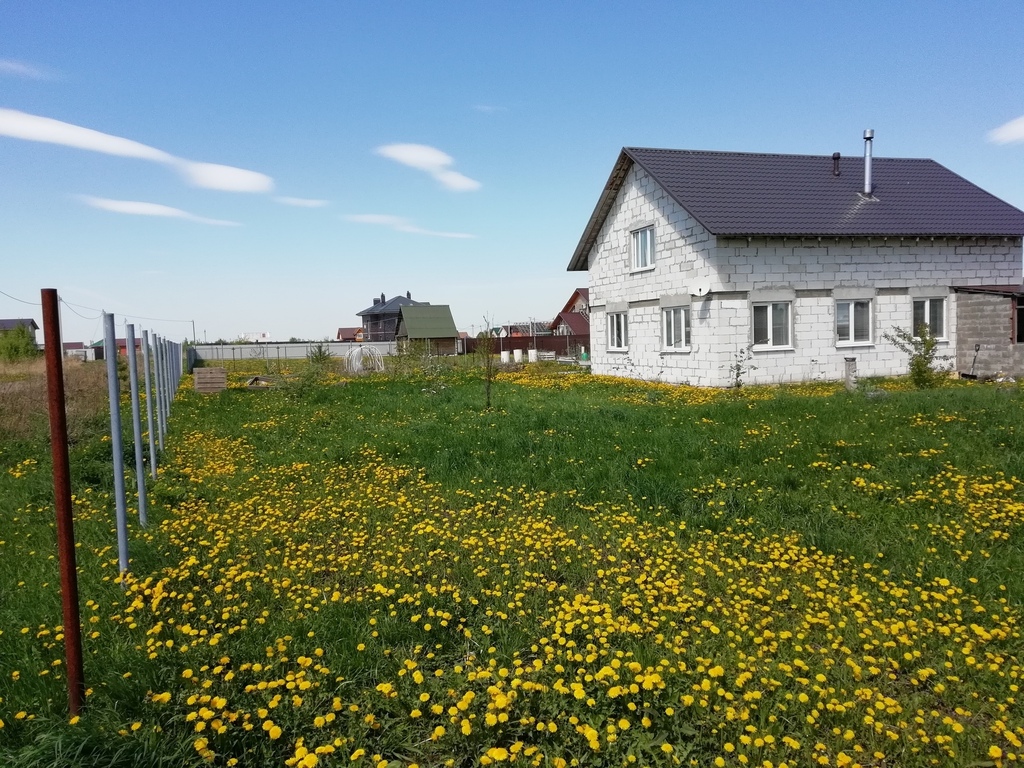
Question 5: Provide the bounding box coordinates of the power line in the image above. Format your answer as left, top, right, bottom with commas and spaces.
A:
59, 299, 102, 321
0, 288, 41, 306
60, 298, 193, 325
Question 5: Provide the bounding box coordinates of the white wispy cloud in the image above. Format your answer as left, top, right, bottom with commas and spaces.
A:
0, 59, 48, 79
78, 195, 240, 226
473, 104, 507, 114
989, 115, 1024, 145
0, 108, 273, 192
176, 160, 273, 193
375, 143, 481, 191
275, 196, 329, 208
344, 213, 475, 239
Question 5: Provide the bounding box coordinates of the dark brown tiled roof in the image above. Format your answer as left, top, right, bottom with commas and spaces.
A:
356, 296, 426, 317
568, 147, 1024, 271
549, 312, 590, 335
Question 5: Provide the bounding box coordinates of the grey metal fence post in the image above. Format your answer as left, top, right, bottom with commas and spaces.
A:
160, 337, 170, 422
125, 324, 148, 527
154, 335, 166, 451
103, 313, 130, 576
162, 337, 170, 425
142, 330, 158, 479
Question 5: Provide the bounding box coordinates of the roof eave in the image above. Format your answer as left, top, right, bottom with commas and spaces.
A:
714, 231, 1024, 239
567, 150, 634, 272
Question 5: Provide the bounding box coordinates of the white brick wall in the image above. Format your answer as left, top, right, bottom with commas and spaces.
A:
588, 164, 1024, 386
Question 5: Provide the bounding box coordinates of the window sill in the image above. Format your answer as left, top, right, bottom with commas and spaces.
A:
661, 348, 691, 355
836, 341, 874, 349
629, 265, 655, 275
607, 347, 629, 353
752, 345, 794, 353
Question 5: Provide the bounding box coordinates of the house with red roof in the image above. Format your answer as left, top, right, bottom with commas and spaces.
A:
336, 327, 365, 342
567, 135, 1024, 385
549, 287, 590, 337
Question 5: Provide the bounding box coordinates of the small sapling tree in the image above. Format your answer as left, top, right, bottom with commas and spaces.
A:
882, 325, 949, 388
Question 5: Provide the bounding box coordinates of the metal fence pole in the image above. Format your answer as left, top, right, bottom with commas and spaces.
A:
125, 324, 148, 527
141, 330, 158, 479
41, 289, 85, 716
161, 337, 170, 427
103, 313, 130, 577
167, 339, 175, 407
158, 335, 168, 430
154, 335, 166, 452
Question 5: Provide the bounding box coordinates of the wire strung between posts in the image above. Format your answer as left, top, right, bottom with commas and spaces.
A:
0, 288, 41, 306
63, 298, 193, 326
58, 299, 101, 320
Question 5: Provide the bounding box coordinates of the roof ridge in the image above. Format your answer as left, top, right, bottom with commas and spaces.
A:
624, 146, 933, 162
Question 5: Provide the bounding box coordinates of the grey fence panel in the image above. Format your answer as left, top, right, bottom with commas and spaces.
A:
191, 341, 397, 361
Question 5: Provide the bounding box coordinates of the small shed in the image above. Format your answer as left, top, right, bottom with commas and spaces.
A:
396, 305, 459, 355
953, 285, 1024, 377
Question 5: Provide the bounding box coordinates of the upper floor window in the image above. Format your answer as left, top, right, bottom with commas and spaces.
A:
836, 300, 872, 344
607, 312, 628, 351
752, 302, 791, 348
912, 298, 945, 338
663, 306, 691, 349
631, 227, 654, 271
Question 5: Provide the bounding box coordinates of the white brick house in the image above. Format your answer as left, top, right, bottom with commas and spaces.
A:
567, 141, 1024, 386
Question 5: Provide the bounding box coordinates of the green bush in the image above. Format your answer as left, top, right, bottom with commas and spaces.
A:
0, 325, 40, 363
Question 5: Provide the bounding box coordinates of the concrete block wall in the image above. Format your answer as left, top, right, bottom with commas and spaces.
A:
955, 292, 1024, 377
717, 236, 1021, 290
588, 165, 717, 309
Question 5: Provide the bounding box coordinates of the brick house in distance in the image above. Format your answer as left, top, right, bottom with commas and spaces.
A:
357, 292, 426, 342
567, 134, 1024, 386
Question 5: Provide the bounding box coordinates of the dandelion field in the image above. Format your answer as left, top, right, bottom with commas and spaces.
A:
2, 364, 1024, 767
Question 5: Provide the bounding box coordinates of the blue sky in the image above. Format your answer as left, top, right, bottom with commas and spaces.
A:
2, 1, 1023, 344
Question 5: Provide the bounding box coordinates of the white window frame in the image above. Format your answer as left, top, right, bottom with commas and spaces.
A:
607, 311, 628, 351
752, 301, 792, 349
835, 299, 873, 346
912, 297, 946, 339
662, 306, 691, 351
631, 227, 655, 272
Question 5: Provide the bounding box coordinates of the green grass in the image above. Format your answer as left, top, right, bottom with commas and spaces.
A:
2, 367, 1023, 767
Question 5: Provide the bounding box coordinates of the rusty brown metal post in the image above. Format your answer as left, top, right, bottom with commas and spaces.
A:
41, 288, 85, 716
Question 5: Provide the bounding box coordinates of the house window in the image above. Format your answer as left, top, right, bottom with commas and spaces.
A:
631, 227, 654, 271
912, 298, 945, 338
1016, 298, 1024, 343
607, 312, 628, 350
836, 300, 872, 344
662, 306, 691, 349
752, 302, 791, 347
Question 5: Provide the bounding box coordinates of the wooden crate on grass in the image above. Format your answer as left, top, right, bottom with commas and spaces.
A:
194, 367, 227, 393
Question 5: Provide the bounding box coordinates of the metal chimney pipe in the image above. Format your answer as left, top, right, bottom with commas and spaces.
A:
863, 129, 874, 195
